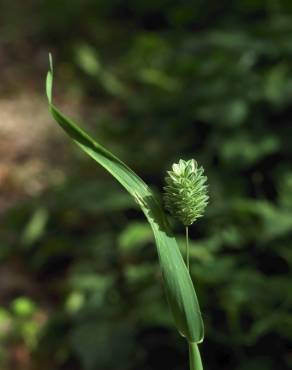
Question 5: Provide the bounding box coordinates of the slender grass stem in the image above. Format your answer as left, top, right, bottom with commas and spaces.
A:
189, 342, 203, 370
185, 229, 203, 370
186, 226, 189, 271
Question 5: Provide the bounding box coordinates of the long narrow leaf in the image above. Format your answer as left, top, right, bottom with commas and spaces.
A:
46, 59, 204, 344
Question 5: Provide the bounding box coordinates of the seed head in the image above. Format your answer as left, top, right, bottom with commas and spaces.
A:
163, 159, 209, 226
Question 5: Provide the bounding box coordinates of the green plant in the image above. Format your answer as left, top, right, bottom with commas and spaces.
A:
46, 55, 208, 370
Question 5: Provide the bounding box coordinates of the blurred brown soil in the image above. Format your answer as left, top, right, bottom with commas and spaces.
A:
0, 57, 83, 214
0, 94, 60, 209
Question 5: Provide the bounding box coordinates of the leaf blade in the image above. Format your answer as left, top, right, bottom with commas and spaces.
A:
46, 59, 204, 343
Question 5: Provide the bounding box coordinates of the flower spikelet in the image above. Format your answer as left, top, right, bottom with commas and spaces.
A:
163, 159, 208, 226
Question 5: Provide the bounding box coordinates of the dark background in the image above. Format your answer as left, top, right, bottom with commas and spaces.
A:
1, 1, 292, 369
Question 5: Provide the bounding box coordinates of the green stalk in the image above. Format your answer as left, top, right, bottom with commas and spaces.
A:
186, 226, 189, 271
189, 342, 203, 370
186, 229, 203, 370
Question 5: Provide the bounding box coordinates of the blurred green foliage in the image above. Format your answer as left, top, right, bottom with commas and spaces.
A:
1, 1, 292, 370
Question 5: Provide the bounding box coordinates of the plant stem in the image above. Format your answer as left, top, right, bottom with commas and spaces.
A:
185, 230, 204, 370
186, 226, 189, 271
189, 342, 203, 370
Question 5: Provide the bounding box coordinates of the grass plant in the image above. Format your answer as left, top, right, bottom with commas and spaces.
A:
46, 55, 208, 370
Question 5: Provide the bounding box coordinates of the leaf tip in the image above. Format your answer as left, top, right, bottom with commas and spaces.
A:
46, 53, 54, 104
48, 52, 53, 73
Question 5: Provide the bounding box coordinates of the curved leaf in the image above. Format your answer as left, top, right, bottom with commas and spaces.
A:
46, 58, 204, 343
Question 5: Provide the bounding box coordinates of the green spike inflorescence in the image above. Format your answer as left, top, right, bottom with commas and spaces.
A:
163, 159, 209, 226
